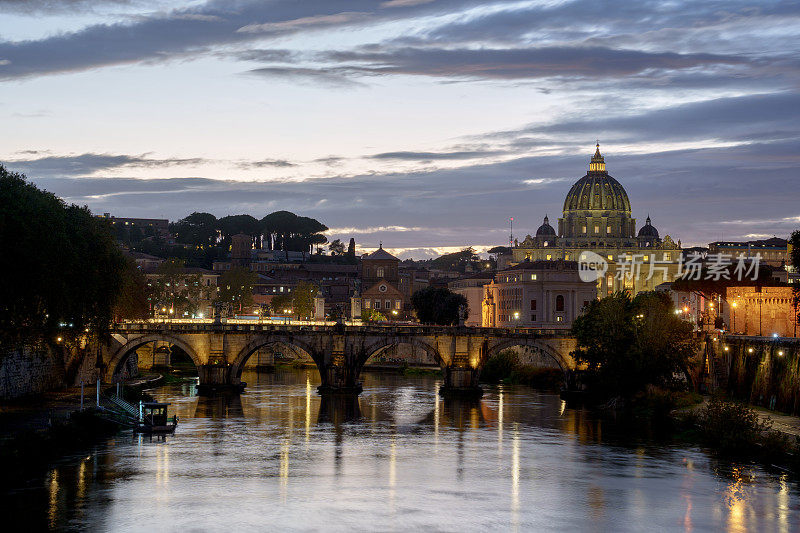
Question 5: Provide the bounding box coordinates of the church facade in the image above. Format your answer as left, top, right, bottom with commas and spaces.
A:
512, 145, 683, 297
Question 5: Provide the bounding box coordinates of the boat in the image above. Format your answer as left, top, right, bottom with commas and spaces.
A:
134, 401, 178, 434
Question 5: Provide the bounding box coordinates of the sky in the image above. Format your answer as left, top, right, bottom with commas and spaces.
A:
1, 0, 798, 259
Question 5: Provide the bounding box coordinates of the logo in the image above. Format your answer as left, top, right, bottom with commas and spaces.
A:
578, 251, 608, 282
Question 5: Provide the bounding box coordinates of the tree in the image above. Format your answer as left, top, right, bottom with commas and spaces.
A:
292, 281, 319, 319
261, 211, 328, 256
411, 287, 468, 326
0, 165, 127, 343
216, 267, 257, 314
362, 308, 386, 323
328, 239, 345, 256
113, 260, 150, 320
571, 291, 696, 400
270, 294, 293, 315
217, 214, 261, 248
430, 247, 482, 273
148, 259, 212, 317
171, 212, 218, 248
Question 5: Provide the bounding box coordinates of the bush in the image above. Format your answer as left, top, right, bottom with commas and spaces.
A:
698, 398, 772, 453
481, 350, 519, 383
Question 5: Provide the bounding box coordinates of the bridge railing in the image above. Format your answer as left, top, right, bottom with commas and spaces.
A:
112, 320, 574, 338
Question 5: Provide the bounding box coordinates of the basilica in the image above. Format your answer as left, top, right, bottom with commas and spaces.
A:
511, 144, 682, 297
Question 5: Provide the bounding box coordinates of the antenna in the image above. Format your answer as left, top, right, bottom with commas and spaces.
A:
509, 217, 514, 246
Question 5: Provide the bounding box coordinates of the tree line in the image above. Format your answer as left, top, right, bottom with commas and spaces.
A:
170, 210, 328, 254
0, 165, 128, 345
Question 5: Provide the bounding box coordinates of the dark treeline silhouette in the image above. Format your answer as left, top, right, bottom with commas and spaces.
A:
0, 165, 128, 343
169, 210, 328, 254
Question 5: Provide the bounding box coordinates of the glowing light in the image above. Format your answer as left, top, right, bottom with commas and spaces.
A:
748, 348, 754, 353
56, 337, 62, 342
724, 346, 729, 351
778, 351, 784, 356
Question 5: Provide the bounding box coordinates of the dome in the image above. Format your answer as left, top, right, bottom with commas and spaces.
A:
637, 215, 659, 238
536, 215, 556, 237
562, 144, 631, 214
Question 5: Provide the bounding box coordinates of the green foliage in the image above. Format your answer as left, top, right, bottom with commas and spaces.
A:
361, 308, 387, 323
790, 230, 800, 271
113, 259, 150, 320
0, 165, 127, 343
216, 267, 257, 312
480, 350, 563, 389
291, 281, 319, 319
571, 291, 696, 399
428, 247, 482, 273
328, 238, 345, 256
411, 286, 468, 325
149, 258, 214, 316
481, 350, 519, 383
697, 398, 772, 453
270, 293, 293, 315
261, 210, 328, 254
170, 212, 218, 248
217, 214, 260, 248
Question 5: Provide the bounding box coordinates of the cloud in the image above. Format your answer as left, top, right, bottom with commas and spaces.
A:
245, 66, 364, 87
326, 46, 750, 81
3, 153, 208, 176
0, 0, 484, 81
238, 159, 296, 169
237, 12, 369, 33
369, 149, 504, 160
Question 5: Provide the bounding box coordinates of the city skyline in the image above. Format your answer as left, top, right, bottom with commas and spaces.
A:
2, 0, 799, 258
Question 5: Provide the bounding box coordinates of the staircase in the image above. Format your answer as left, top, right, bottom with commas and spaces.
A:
99, 395, 139, 426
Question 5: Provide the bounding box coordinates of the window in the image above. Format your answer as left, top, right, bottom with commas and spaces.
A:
531, 314, 537, 322
664, 253, 672, 261
365, 299, 371, 309
546, 254, 552, 260
385, 300, 391, 310
374, 300, 381, 309
377, 267, 384, 278
643, 255, 649, 262
395, 300, 401, 310
594, 225, 600, 234
556, 316, 563, 322
543, 241, 548, 247
607, 255, 613, 261
556, 294, 565, 312
564, 254, 570, 260
530, 274, 537, 280
582, 225, 587, 234
530, 299, 537, 310
606, 226, 611, 234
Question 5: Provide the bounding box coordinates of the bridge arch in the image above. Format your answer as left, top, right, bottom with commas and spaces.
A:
484, 338, 573, 372
105, 333, 202, 382
230, 335, 318, 379
360, 338, 444, 369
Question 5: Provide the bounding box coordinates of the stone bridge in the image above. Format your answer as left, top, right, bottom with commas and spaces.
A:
103, 322, 577, 395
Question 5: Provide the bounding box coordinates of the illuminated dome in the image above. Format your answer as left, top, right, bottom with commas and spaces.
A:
536, 215, 556, 237
562, 144, 631, 214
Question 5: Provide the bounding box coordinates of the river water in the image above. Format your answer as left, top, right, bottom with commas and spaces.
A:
6, 369, 799, 532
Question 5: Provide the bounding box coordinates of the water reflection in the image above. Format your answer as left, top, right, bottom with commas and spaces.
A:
5, 368, 800, 532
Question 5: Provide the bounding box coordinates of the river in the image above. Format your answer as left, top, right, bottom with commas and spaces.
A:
5, 369, 798, 531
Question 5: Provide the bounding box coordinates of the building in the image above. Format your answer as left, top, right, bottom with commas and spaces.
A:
360, 245, 410, 319
230, 233, 253, 267
708, 237, 788, 268
145, 267, 218, 318
449, 272, 495, 326
100, 214, 171, 239
124, 251, 165, 272
724, 286, 798, 337
482, 260, 596, 329
512, 145, 683, 297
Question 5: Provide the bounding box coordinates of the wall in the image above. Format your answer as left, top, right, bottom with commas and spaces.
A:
713, 336, 800, 414
0, 340, 138, 400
